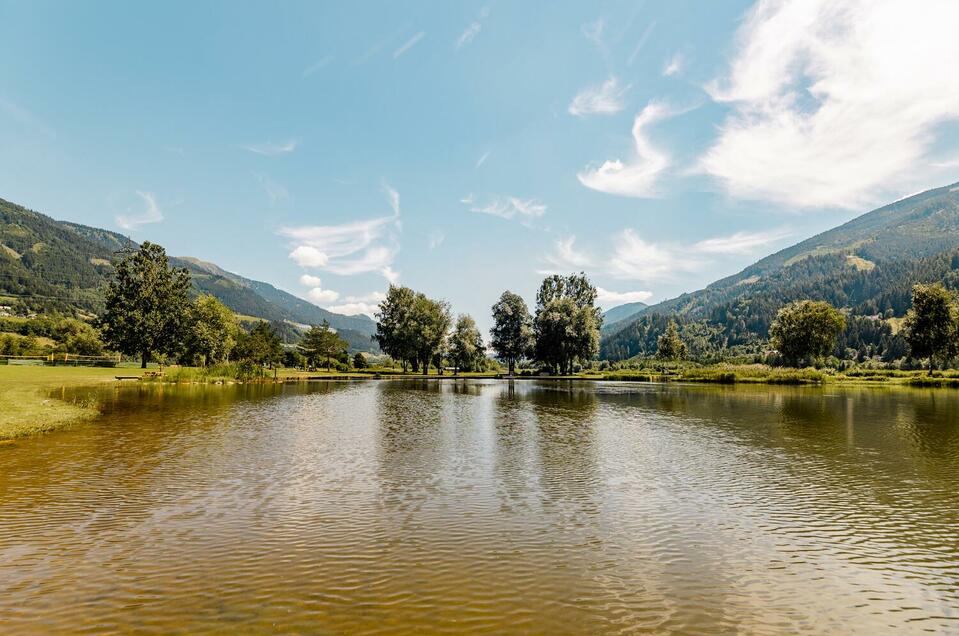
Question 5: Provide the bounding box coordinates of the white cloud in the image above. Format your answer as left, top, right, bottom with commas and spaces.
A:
428, 229, 445, 250
608, 229, 703, 282
393, 31, 425, 59
381, 266, 400, 284
289, 245, 329, 268
467, 195, 547, 223
302, 55, 333, 79
279, 189, 401, 281
253, 171, 288, 205
475, 150, 491, 168
662, 53, 684, 77
243, 139, 298, 156
307, 287, 340, 304
299, 274, 323, 287
568, 77, 629, 117
578, 101, 673, 197
596, 288, 653, 308
700, 0, 959, 209
116, 191, 164, 231
539, 236, 592, 273
384, 183, 401, 217
582, 17, 607, 56
628, 21, 656, 66
325, 302, 377, 318
693, 228, 793, 254
607, 226, 791, 282
457, 22, 482, 48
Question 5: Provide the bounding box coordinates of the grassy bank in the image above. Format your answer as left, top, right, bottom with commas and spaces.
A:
600, 364, 959, 386
0, 366, 123, 439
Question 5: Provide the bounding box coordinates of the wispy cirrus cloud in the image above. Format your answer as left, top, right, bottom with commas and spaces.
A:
456, 6, 490, 49
253, 171, 289, 206
279, 186, 401, 282
464, 194, 546, 224
427, 229, 445, 250
627, 21, 656, 66
475, 150, 491, 169
608, 227, 791, 282
539, 236, 592, 273
393, 31, 425, 59
569, 77, 629, 117
243, 139, 298, 156
699, 0, 959, 209
662, 53, 684, 77
116, 191, 164, 231
301, 55, 333, 79
578, 101, 674, 198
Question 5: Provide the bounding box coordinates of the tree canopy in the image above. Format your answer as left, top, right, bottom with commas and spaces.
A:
490, 291, 534, 376
769, 300, 846, 366
533, 273, 602, 374
299, 321, 348, 370
101, 242, 191, 367
903, 283, 958, 371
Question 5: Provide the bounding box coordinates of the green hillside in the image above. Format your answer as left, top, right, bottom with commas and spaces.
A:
601, 182, 959, 361
0, 197, 378, 351
601, 301, 647, 332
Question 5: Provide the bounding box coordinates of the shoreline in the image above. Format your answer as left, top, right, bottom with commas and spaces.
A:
3, 364, 955, 441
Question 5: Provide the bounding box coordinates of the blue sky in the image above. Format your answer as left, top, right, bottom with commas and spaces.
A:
3, 0, 959, 332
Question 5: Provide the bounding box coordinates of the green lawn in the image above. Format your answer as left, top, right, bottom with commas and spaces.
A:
0, 366, 123, 440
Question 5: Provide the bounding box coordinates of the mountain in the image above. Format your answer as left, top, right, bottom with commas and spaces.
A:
0, 196, 378, 350
601, 302, 647, 331
601, 182, 959, 360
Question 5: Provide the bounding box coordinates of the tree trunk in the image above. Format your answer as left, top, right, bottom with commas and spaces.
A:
141, 350, 149, 369
411, 359, 419, 373
508, 358, 515, 376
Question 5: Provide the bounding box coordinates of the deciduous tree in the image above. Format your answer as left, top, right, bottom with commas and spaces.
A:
101, 242, 191, 368
769, 300, 846, 366
902, 283, 958, 372
449, 314, 485, 374
490, 291, 534, 376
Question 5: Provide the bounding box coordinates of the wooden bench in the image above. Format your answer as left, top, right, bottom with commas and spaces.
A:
115, 375, 140, 381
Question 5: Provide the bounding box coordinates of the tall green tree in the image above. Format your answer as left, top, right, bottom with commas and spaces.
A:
769, 300, 846, 366
299, 321, 348, 370
375, 285, 418, 371
235, 321, 284, 368
534, 273, 602, 374
411, 294, 451, 374
490, 291, 534, 376
183, 295, 238, 366
903, 283, 958, 372
101, 242, 191, 368
449, 314, 485, 374
656, 321, 687, 360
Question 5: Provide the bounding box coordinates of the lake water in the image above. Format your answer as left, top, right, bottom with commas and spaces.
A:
1, 380, 958, 634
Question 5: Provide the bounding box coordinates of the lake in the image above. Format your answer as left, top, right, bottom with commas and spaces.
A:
1, 380, 958, 634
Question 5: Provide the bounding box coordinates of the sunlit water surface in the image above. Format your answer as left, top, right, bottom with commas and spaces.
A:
1, 380, 958, 634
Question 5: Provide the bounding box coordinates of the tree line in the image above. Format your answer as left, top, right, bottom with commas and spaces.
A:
97, 242, 358, 371
374, 273, 602, 376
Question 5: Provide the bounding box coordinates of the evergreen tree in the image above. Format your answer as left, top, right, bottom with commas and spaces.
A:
299, 321, 348, 370
656, 321, 687, 360
101, 242, 191, 368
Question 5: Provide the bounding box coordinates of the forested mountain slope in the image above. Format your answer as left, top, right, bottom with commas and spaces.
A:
0, 197, 377, 346
601, 182, 959, 360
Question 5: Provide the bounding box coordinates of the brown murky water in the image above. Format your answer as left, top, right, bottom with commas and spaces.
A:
1, 380, 958, 634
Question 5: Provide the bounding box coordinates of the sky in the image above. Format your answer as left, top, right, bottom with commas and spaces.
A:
3, 0, 959, 333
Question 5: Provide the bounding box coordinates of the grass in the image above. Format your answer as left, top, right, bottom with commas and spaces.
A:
0, 366, 122, 440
